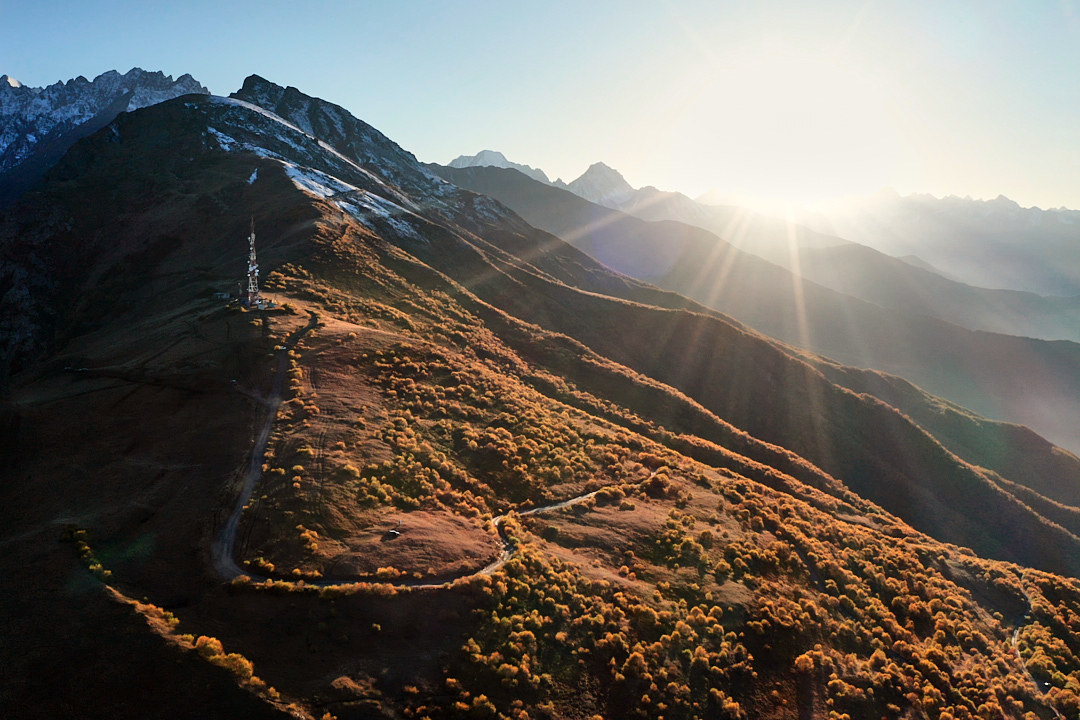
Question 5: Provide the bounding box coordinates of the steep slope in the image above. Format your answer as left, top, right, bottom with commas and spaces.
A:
7, 77, 1080, 720
798, 353, 1080, 510
0, 68, 208, 208
429, 164, 1080, 456
229, 74, 439, 195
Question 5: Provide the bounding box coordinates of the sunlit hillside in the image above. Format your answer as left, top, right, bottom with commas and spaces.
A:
5, 74, 1080, 720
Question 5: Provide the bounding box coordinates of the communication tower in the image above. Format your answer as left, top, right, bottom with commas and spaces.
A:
241, 218, 265, 308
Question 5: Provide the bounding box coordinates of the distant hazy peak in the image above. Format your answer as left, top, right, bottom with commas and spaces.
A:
443, 151, 637, 207
990, 194, 1021, 210
1, 75, 22, 88
565, 161, 635, 206
580, 161, 627, 180
694, 188, 741, 207
449, 149, 510, 167
448, 149, 551, 184
872, 186, 901, 200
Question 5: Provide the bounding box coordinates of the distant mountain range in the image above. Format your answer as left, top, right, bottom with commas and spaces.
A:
0, 68, 208, 208
448, 152, 638, 206
796, 190, 1080, 296
448, 149, 551, 184
447, 150, 1080, 338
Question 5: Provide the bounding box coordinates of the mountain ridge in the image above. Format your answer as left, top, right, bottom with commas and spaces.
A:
451, 150, 1080, 308
561, 161, 635, 206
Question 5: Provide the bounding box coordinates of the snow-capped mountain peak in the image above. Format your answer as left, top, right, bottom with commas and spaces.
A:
458, 149, 511, 166
1, 75, 22, 89
565, 161, 634, 206
447, 149, 552, 184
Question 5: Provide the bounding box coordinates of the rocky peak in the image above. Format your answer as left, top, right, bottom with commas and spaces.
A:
230, 74, 436, 192
0, 68, 210, 206
565, 161, 634, 207
232, 74, 286, 111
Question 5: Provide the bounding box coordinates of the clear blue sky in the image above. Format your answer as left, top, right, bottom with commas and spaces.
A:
4, 1, 1080, 209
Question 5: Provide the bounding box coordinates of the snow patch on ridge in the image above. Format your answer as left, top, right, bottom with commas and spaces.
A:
201, 88, 443, 242
334, 190, 426, 243
207, 95, 309, 138
206, 95, 412, 205
273, 158, 425, 241
207, 127, 237, 151
337, 195, 425, 242
282, 161, 357, 198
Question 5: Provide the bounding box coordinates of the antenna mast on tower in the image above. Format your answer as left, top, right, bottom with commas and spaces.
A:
242, 217, 264, 308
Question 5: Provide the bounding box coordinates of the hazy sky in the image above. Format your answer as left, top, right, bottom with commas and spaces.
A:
4, 1, 1080, 209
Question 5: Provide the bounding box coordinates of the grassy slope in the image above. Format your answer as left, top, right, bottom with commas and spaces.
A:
222, 206, 1080, 720
361, 187, 1080, 577
803, 354, 1080, 508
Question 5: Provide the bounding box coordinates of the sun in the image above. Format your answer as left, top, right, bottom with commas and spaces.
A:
662, 47, 905, 210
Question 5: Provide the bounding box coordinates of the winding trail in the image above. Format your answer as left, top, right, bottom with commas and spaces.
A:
219, 482, 604, 590
211, 312, 319, 580
211, 314, 610, 590
1011, 576, 1063, 718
